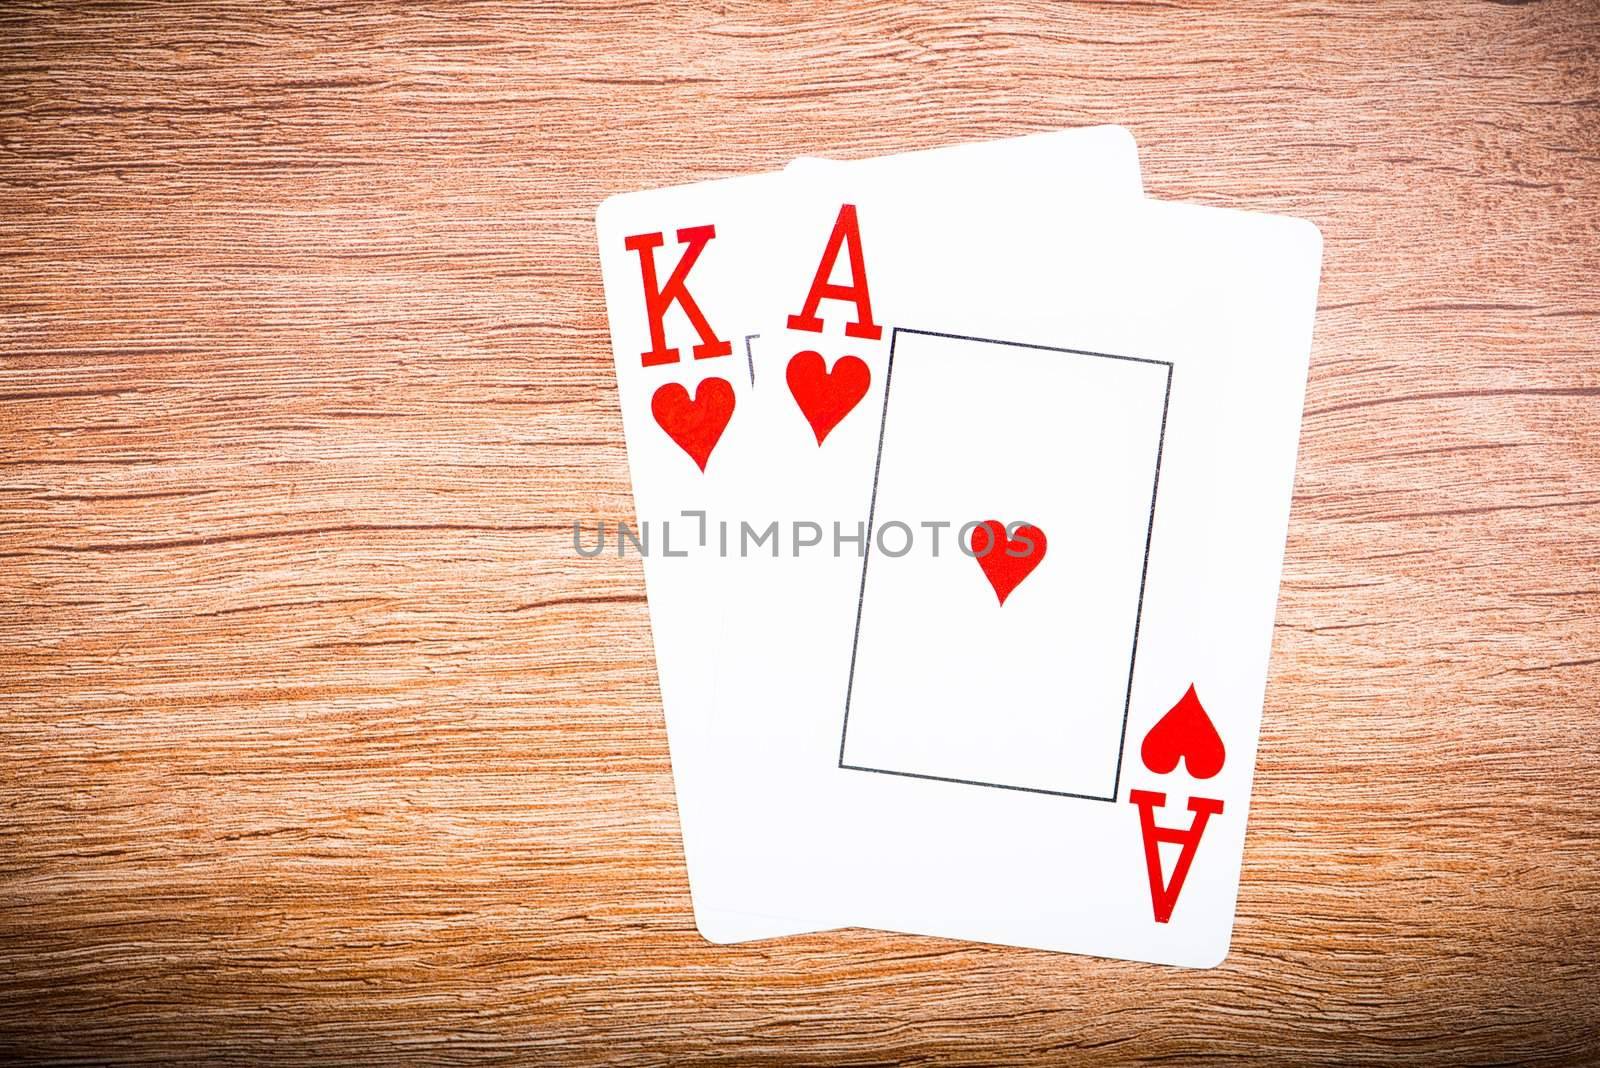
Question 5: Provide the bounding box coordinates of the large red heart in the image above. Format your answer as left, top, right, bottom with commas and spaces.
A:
970, 519, 1047, 606
1140, 684, 1225, 779
651, 378, 734, 472
786, 350, 870, 445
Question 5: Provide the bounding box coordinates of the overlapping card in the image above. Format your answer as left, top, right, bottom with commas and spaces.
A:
594, 127, 1322, 967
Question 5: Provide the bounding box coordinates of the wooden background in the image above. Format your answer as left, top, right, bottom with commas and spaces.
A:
3, 1, 1598, 1063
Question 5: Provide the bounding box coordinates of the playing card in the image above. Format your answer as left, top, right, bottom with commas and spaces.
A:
699, 170, 1321, 966
595, 128, 1144, 942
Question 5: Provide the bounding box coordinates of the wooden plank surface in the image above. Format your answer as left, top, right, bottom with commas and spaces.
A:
2, 1, 1598, 1063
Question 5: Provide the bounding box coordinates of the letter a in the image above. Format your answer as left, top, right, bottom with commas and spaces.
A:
785, 204, 883, 341
624, 225, 733, 367
1129, 789, 1224, 924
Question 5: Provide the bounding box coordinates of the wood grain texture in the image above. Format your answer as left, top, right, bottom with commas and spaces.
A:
2, 0, 1598, 1063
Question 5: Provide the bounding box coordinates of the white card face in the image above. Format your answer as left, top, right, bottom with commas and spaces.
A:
595, 128, 1144, 942
597, 168, 806, 942
842, 331, 1171, 800
698, 175, 1321, 967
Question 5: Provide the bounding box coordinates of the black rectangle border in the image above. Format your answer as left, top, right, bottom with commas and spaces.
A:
836, 327, 1175, 803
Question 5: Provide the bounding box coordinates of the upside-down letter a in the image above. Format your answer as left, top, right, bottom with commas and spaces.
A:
1130, 789, 1223, 924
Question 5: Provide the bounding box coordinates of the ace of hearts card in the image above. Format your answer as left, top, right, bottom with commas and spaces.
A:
693, 159, 1321, 967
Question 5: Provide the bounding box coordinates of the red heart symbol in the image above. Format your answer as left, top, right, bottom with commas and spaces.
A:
786, 350, 870, 445
970, 520, 1047, 606
1140, 684, 1225, 779
651, 378, 734, 472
